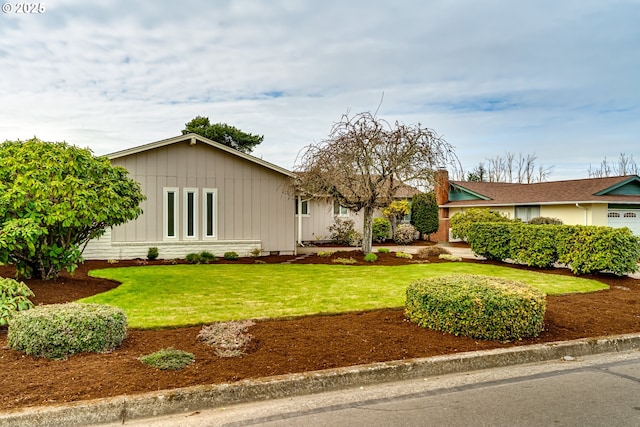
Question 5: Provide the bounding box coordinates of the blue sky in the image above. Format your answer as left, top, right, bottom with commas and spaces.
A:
1, 0, 638, 179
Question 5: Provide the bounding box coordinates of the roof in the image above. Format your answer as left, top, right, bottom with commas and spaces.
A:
443, 175, 640, 207
107, 133, 296, 178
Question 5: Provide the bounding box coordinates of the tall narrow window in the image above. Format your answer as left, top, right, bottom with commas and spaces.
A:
184, 189, 198, 239
333, 201, 348, 216
203, 188, 217, 238
164, 188, 178, 239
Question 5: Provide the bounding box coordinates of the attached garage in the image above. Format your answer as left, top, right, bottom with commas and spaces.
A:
608, 206, 640, 236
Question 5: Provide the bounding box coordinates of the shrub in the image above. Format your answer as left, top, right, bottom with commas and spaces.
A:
394, 223, 417, 245
250, 247, 262, 258
416, 246, 450, 259
139, 347, 195, 370
396, 251, 413, 259
185, 252, 202, 264
467, 222, 518, 261
223, 251, 239, 261
198, 320, 255, 358
510, 225, 560, 268
410, 192, 439, 237
147, 247, 159, 261
439, 254, 462, 262
450, 208, 514, 241
364, 253, 378, 263
405, 275, 546, 341
529, 217, 563, 225
332, 257, 357, 264
0, 278, 34, 327
372, 217, 391, 243
8, 303, 128, 359
199, 251, 218, 263
328, 217, 362, 246
317, 250, 335, 258
377, 248, 390, 254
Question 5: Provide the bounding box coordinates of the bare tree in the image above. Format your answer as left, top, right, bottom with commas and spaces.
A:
294, 111, 458, 253
589, 153, 638, 177
465, 152, 552, 183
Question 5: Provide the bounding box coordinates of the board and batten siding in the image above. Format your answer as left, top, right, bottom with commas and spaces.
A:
84, 140, 295, 259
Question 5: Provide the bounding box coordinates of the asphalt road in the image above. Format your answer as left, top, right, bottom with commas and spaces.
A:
102, 349, 640, 427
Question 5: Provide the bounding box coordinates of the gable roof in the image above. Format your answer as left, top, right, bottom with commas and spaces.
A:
444, 175, 640, 207
107, 133, 296, 178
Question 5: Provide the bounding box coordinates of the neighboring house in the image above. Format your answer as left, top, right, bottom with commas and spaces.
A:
432, 170, 640, 242
84, 134, 296, 260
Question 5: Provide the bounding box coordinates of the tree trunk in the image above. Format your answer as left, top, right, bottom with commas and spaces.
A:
361, 206, 374, 254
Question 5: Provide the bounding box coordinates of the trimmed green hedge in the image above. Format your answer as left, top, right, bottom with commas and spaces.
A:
466, 223, 640, 276
7, 303, 127, 359
405, 274, 546, 340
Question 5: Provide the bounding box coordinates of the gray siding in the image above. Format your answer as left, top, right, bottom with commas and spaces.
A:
109, 140, 295, 254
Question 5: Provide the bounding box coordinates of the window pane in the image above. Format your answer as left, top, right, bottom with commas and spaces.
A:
206, 192, 214, 236
167, 192, 175, 237
187, 192, 195, 237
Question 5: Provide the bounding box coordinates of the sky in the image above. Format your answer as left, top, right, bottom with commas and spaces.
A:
1, 0, 638, 180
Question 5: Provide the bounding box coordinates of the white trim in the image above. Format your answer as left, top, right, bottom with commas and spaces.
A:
164, 187, 179, 240
203, 188, 218, 239
183, 188, 198, 240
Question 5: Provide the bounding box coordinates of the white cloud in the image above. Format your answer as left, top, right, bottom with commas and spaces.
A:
0, 0, 638, 179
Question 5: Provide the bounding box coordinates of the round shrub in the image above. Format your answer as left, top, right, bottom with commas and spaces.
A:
405, 275, 546, 341
7, 303, 128, 359
364, 252, 378, 263
139, 347, 195, 370
372, 218, 391, 243
223, 251, 239, 261
393, 223, 417, 245
450, 208, 514, 241
0, 277, 34, 327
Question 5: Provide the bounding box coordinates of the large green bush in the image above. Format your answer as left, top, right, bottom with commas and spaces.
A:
372, 217, 391, 243
410, 192, 439, 237
467, 222, 517, 261
7, 303, 128, 359
406, 275, 546, 340
450, 208, 514, 241
0, 278, 34, 327
510, 225, 561, 268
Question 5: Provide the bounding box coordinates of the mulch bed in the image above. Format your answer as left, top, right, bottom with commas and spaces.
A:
1, 251, 640, 411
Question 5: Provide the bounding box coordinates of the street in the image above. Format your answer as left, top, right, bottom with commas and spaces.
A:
102, 349, 640, 426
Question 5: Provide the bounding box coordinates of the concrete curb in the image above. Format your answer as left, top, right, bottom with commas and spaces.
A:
2, 333, 640, 426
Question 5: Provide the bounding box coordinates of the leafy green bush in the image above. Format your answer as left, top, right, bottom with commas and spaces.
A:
364, 253, 378, 263
332, 257, 357, 264
510, 225, 560, 268
372, 218, 391, 243
328, 217, 362, 246
439, 254, 461, 262
467, 222, 517, 261
377, 248, 390, 254
223, 251, 239, 261
394, 223, 417, 245
528, 217, 563, 225
396, 251, 413, 259
450, 208, 514, 241
557, 226, 640, 275
147, 247, 159, 261
185, 252, 202, 264
8, 303, 128, 359
139, 347, 195, 370
199, 251, 218, 263
317, 250, 335, 258
198, 320, 255, 358
416, 246, 450, 259
0, 278, 34, 327
410, 192, 439, 236
406, 275, 546, 340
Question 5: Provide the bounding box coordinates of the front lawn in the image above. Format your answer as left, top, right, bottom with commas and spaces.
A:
83, 263, 607, 329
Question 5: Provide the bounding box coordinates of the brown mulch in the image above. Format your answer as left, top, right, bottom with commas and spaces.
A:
1, 251, 640, 411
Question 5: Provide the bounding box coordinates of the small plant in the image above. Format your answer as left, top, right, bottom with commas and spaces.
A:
377, 248, 390, 254
364, 253, 378, 263
317, 250, 336, 258
147, 247, 159, 261
394, 223, 418, 245
107, 259, 119, 264
396, 252, 413, 259
185, 252, 202, 264
0, 278, 34, 327
199, 251, 218, 263
163, 258, 179, 265
417, 246, 451, 258
332, 257, 357, 264
139, 347, 195, 370
223, 251, 239, 261
8, 303, 128, 360
198, 320, 255, 358
250, 247, 262, 258
135, 259, 148, 266
439, 254, 462, 262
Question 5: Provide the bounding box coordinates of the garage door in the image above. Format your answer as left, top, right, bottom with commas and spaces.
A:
608, 209, 640, 235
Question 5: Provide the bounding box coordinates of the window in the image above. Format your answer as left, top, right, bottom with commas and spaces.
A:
515, 205, 540, 223
203, 188, 217, 238
333, 201, 348, 216
624, 212, 637, 218
608, 212, 621, 218
164, 188, 178, 239
184, 188, 198, 239
295, 199, 310, 216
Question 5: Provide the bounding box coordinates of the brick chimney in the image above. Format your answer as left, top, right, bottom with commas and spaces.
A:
430, 169, 451, 242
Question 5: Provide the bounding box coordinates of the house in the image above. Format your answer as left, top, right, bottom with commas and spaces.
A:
84, 134, 297, 260
432, 170, 640, 242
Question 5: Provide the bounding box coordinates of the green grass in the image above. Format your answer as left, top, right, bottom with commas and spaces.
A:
83, 263, 607, 329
